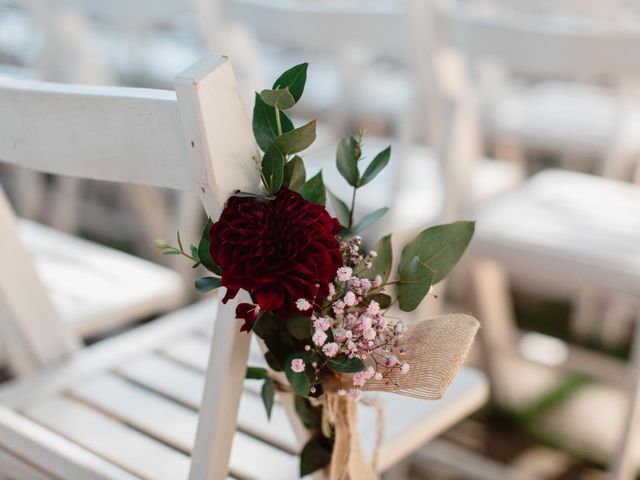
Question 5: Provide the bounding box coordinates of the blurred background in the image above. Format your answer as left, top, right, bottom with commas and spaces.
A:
2, 0, 640, 478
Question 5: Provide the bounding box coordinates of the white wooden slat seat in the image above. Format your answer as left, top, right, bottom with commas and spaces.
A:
472, 169, 640, 296
0, 298, 487, 479
18, 219, 187, 338
470, 169, 640, 479
0, 55, 488, 479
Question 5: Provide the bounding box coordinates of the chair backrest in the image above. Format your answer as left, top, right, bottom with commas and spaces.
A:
0, 54, 255, 384
441, 2, 640, 81
0, 54, 258, 478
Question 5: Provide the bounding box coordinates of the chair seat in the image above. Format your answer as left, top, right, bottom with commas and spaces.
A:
305, 136, 524, 233
0, 299, 488, 479
487, 81, 640, 160
18, 220, 186, 338
472, 169, 640, 296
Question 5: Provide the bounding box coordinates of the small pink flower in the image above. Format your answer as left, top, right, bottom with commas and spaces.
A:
314, 317, 331, 331
338, 389, 347, 396
369, 250, 378, 257
322, 342, 339, 357
373, 275, 382, 287
344, 291, 357, 307
313, 330, 328, 347
384, 354, 398, 367
352, 371, 367, 387
366, 301, 380, 316
291, 358, 305, 373
400, 363, 410, 374
296, 298, 312, 311
374, 371, 383, 381
363, 327, 376, 341
336, 267, 353, 282
328, 283, 336, 298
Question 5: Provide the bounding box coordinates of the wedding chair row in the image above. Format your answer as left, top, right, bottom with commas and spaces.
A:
0, 55, 488, 479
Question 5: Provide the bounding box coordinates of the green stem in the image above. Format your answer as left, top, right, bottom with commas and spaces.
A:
348, 186, 357, 230
275, 105, 283, 136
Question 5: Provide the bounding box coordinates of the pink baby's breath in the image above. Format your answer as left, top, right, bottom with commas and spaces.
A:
295, 298, 312, 311
291, 358, 305, 373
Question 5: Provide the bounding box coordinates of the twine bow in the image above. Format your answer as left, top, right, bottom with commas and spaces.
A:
320, 313, 480, 480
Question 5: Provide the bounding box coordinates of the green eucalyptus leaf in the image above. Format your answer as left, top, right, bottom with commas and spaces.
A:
261, 378, 276, 420
154, 238, 169, 249
359, 145, 391, 187
194, 276, 222, 293
326, 188, 350, 227
301, 171, 326, 205
349, 207, 389, 235
246, 366, 269, 379
360, 234, 392, 283
365, 293, 392, 309
300, 436, 332, 476
397, 256, 435, 311
233, 191, 274, 199
252, 93, 294, 151
273, 63, 308, 102
264, 350, 283, 371
399, 221, 475, 285
284, 353, 311, 396
261, 142, 285, 193
283, 155, 306, 192
259, 87, 295, 109
198, 219, 221, 275
294, 395, 322, 429
189, 245, 199, 261
327, 354, 365, 373
285, 314, 313, 340
336, 136, 359, 186
274, 120, 316, 155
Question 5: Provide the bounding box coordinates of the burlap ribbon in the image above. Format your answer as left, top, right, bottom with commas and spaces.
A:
320, 313, 480, 479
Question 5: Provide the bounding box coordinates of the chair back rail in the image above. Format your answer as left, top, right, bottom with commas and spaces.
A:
446, 7, 640, 79
0, 55, 258, 478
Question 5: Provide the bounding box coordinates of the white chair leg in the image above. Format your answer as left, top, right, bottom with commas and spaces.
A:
470, 258, 518, 407
611, 309, 640, 480
570, 287, 602, 342
48, 176, 83, 234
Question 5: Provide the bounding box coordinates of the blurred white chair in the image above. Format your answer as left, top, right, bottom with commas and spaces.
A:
443, 1, 640, 179
471, 172, 640, 479
0, 55, 488, 479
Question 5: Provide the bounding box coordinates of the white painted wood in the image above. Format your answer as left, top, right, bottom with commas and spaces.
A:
0, 445, 56, 480
0, 187, 81, 375
173, 55, 260, 480
25, 396, 191, 480
68, 374, 299, 479
0, 404, 137, 480
611, 310, 640, 480
117, 353, 299, 453
0, 76, 191, 190
18, 219, 186, 338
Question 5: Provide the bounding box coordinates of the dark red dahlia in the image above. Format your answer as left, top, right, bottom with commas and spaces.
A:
210, 188, 342, 316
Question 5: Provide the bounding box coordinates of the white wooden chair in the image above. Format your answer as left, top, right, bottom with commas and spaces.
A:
0, 55, 488, 479
470, 170, 640, 479
441, 1, 640, 178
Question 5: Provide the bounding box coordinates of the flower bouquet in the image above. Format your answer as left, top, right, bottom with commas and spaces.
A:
158, 63, 479, 479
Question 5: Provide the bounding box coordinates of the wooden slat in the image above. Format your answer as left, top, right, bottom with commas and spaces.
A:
24, 397, 190, 480
19, 220, 186, 337
0, 445, 57, 480
360, 367, 489, 471
68, 374, 299, 479
0, 76, 192, 190
0, 405, 136, 480
117, 354, 299, 453
0, 299, 216, 408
